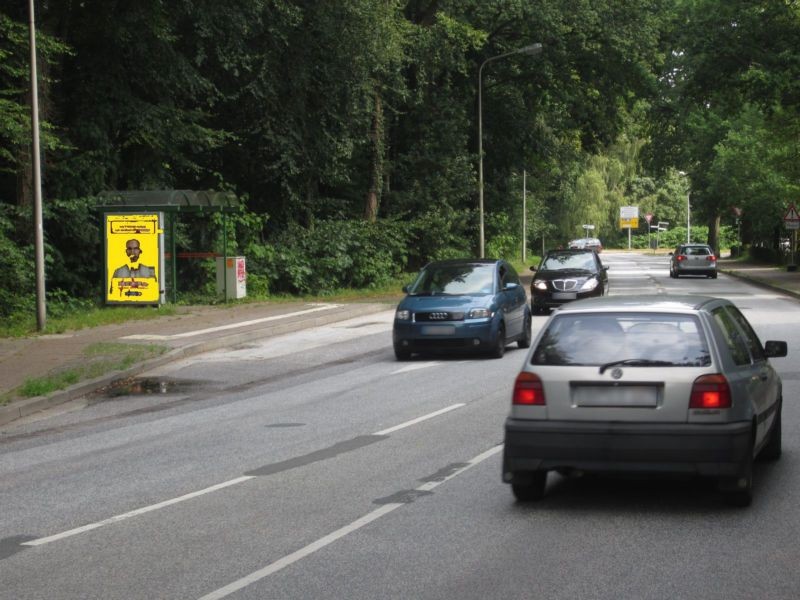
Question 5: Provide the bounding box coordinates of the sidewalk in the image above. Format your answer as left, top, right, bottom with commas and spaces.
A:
2, 257, 799, 427
0, 300, 393, 426
716, 257, 800, 299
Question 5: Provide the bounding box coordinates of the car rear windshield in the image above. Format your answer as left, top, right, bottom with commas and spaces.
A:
531, 312, 711, 367
409, 264, 495, 295
683, 246, 711, 256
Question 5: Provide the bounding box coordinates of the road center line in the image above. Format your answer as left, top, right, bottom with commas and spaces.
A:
197, 444, 504, 600
20, 404, 464, 548
122, 303, 342, 340
373, 403, 465, 435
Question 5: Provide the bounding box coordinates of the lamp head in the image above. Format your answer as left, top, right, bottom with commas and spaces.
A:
518, 43, 543, 56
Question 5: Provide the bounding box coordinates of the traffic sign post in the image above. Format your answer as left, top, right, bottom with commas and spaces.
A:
784, 204, 799, 271
650, 221, 668, 251
783, 204, 800, 271
619, 206, 639, 250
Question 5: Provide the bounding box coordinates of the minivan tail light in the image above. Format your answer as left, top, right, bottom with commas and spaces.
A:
690, 374, 731, 408
513, 372, 545, 405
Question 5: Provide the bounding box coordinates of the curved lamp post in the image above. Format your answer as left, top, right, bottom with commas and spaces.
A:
478, 43, 542, 258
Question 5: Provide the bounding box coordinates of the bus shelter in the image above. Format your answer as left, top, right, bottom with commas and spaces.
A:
97, 190, 241, 304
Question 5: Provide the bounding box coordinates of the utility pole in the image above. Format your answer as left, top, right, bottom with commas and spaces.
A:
28, 0, 46, 330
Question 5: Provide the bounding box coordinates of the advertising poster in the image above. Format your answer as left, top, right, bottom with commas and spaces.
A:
105, 213, 162, 304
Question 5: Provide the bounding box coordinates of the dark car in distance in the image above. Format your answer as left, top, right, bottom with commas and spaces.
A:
529, 249, 609, 314
393, 259, 531, 360
568, 237, 603, 253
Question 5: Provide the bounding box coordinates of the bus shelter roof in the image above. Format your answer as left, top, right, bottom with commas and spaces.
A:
96, 190, 239, 212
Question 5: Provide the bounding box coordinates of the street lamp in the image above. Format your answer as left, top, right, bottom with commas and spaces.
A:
478, 43, 542, 258
678, 171, 691, 244
28, 0, 46, 330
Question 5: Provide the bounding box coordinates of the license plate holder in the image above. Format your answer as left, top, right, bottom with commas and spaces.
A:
421, 325, 456, 336
573, 385, 659, 407
553, 292, 577, 300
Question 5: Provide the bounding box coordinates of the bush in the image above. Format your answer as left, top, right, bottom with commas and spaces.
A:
259, 219, 410, 295
405, 207, 473, 268
0, 207, 36, 318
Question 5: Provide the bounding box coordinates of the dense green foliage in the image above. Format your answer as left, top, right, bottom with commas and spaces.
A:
1, 1, 798, 317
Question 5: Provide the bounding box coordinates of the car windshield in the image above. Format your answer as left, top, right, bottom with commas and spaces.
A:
541, 253, 596, 272
409, 264, 495, 295
531, 312, 711, 366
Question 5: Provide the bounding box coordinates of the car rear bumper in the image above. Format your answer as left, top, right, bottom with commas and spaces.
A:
502, 418, 752, 480
676, 267, 716, 275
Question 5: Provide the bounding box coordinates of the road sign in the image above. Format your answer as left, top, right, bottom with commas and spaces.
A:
619, 217, 639, 229
620, 206, 638, 219
785, 204, 800, 230
645, 213, 653, 223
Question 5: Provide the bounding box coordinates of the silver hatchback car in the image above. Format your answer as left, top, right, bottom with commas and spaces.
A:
503, 295, 787, 506
669, 243, 717, 278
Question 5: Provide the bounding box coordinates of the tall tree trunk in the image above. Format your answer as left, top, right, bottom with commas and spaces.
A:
364, 90, 383, 222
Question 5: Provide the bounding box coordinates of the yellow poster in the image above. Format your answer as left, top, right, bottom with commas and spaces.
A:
105, 214, 161, 303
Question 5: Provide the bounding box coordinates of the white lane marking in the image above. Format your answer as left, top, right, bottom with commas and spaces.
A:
122, 304, 342, 341
391, 360, 441, 374
373, 403, 465, 435
20, 404, 464, 547
22, 476, 255, 547
197, 444, 504, 600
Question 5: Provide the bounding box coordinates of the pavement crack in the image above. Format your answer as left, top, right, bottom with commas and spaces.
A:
373, 489, 434, 505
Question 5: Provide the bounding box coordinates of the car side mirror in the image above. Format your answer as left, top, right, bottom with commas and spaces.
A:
668, 252, 673, 256
764, 340, 788, 358
529, 266, 537, 272
402, 284, 410, 293
603, 266, 609, 271
504, 282, 519, 291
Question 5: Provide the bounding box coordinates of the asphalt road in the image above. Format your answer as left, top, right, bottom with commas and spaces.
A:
2, 252, 800, 599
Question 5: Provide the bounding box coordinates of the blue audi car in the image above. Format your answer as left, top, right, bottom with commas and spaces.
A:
392, 258, 532, 360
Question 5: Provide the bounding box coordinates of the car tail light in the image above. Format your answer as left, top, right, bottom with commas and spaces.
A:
676, 255, 686, 262
690, 374, 731, 409
707, 255, 717, 262
513, 372, 545, 405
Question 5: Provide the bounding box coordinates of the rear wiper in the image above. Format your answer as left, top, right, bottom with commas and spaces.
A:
598, 358, 676, 374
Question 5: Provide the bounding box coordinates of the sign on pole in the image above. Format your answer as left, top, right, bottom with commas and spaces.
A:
784, 204, 800, 230
619, 206, 639, 229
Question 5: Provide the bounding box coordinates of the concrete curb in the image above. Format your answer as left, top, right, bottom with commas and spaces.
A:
719, 269, 800, 301
0, 302, 390, 427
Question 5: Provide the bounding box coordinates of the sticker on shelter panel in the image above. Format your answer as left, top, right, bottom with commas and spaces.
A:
105, 214, 161, 303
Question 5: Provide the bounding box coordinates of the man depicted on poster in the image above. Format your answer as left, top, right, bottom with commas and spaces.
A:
112, 238, 157, 279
